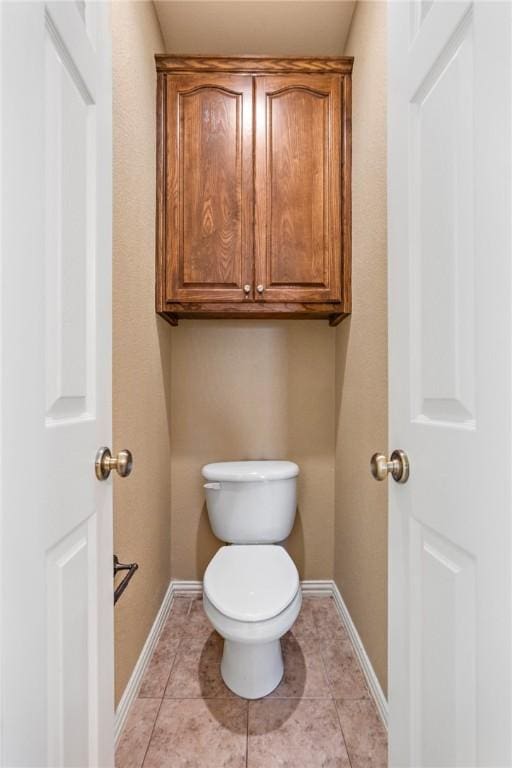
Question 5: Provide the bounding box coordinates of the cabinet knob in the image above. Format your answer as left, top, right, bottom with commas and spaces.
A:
257, 284, 264, 294
243, 284, 251, 294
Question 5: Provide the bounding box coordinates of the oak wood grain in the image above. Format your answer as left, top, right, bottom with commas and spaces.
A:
155, 73, 166, 313
159, 302, 348, 325
164, 73, 253, 302
341, 73, 352, 312
255, 73, 342, 303
155, 57, 352, 324
155, 55, 354, 75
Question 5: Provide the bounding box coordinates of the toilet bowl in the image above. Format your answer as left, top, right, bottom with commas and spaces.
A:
201, 460, 301, 699
203, 544, 302, 699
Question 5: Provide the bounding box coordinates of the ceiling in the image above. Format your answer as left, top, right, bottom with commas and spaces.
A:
153, 0, 356, 56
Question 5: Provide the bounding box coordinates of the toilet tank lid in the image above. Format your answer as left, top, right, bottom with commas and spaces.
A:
202, 460, 299, 482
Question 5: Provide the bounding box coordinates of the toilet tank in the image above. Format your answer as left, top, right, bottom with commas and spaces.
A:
202, 461, 299, 544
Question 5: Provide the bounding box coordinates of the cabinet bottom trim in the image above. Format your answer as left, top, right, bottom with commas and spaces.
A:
158, 305, 349, 326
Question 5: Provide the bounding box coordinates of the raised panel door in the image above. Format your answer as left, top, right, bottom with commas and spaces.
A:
1, 2, 113, 764
389, 2, 512, 765
163, 73, 253, 303
254, 73, 345, 303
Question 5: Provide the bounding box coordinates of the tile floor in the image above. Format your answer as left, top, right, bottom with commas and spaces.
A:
116, 595, 387, 768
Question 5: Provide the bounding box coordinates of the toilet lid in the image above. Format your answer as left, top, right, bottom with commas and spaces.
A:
204, 545, 299, 622
202, 461, 299, 483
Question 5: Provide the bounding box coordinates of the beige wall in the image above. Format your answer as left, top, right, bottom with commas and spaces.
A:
112, 1, 172, 705
170, 321, 335, 581
154, 0, 355, 56
335, 1, 388, 693
111, 0, 388, 705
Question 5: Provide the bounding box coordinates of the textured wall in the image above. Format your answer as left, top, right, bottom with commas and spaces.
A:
170, 321, 335, 581
112, 0, 172, 705
111, 0, 387, 706
335, 1, 388, 693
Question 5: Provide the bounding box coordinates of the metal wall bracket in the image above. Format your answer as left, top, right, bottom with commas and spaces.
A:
114, 555, 138, 604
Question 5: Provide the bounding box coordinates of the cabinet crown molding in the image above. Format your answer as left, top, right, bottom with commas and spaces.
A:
155, 54, 354, 74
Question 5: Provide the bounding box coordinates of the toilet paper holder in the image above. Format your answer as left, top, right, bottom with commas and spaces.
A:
114, 555, 138, 604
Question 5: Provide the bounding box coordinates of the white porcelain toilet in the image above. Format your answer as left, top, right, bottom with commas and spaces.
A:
201, 460, 301, 699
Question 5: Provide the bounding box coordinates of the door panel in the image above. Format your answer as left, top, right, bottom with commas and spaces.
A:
388, 2, 512, 766
255, 74, 342, 302
410, 12, 475, 426
409, 520, 477, 767
165, 74, 253, 302
47, 518, 97, 767
45, 13, 93, 423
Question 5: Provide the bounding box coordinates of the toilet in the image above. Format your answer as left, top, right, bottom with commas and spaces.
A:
201, 460, 301, 699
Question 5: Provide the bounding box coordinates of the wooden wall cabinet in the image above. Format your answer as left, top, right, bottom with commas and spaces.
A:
155, 56, 353, 326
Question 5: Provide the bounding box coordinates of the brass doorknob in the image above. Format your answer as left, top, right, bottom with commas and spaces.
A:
257, 284, 264, 293
243, 284, 251, 294
95, 447, 133, 481
370, 450, 409, 484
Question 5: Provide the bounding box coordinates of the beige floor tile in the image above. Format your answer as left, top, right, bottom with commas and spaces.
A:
312, 597, 349, 640
336, 699, 388, 768
143, 698, 247, 768
139, 634, 180, 698
248, 698, 350, 768
159, 597, 192, 643
291, 597, 348, 645
164, 632, 235, 698
180, 597, 214, 641
269, 632, 331, 698
289, 597, 319, 641
115, 698, 160, 768
322, 637, 369, 699
118, 593, 385, 768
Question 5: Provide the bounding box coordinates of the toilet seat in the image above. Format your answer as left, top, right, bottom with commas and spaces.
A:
203, 544, 302, 698
204, 545, 299, 622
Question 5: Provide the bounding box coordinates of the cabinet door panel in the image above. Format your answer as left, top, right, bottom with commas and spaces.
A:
255, 74, 343, 302
165, 74, 253, 302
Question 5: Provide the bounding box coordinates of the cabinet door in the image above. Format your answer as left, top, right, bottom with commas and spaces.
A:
255, 74, 344, 303
164, 74, 253, 302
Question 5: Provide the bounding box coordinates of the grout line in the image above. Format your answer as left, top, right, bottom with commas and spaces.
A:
125, 591, 378, 768
139, 604, 192, 768
254, 696, 332, 701
318, 643, 354, 768
139, 695, 165, 768
315, 605, 361, 768
140, 643, 181, 768
317, 602, 371, 701
245, 700, 249, 768
332, 698, 354, 768
161, 694, 346, 700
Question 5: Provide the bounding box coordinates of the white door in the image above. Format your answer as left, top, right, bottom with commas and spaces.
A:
388, 2, 512, 766
1, 2, 114, 766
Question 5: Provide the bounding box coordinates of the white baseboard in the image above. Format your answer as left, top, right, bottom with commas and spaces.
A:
330, 581, 388, 727
300, 579, 334, 596
172, 579, 203, 597
114, 580, 176, 745
115, 577, 387, 743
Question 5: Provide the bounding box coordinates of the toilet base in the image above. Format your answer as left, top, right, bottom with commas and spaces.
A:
220, 638, 283, 699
